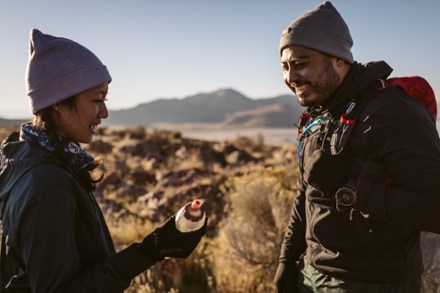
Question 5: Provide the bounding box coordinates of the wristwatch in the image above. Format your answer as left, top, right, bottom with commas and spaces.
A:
335, 185, 357, 212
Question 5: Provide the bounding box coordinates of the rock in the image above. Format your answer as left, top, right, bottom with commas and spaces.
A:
119, 141, 163, 164
421, 232, 440, 290
86, 140, 113, 154
132, 169, 156, 185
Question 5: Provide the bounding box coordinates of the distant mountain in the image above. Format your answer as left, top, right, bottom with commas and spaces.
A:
105, 88, 304, 128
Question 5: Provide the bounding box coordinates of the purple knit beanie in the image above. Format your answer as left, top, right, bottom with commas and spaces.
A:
279, 1, 353, 63
26, 28, 112, 114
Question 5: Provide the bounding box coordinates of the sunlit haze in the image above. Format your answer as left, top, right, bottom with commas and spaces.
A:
1, 0, 439, 119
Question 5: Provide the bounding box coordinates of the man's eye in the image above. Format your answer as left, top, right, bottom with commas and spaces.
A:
281, 63, 289, 71
293, 61, 307, 69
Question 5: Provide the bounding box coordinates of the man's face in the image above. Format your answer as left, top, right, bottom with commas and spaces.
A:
281, 45, 342, 107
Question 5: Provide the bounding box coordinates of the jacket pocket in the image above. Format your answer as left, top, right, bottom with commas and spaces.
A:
302, 132, 352, 196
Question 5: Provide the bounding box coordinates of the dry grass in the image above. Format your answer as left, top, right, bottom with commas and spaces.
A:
1, 126, 440, 292
209, 168, 297, 293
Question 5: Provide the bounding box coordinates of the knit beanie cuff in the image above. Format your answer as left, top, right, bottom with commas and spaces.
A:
28, 65, 111, 113
280, 26, 353, 63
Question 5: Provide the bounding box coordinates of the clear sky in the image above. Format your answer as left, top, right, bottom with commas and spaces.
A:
1, 0, 439, 119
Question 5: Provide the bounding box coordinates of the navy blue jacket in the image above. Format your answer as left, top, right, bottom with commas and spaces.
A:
0, 133, 154, 292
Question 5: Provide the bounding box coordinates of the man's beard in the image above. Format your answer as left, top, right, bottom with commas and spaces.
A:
297, 59, 341, 107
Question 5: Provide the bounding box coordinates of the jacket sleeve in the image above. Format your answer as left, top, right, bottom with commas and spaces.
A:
13, 165, 156, 293
352, 88, 440, 233
278, 173, 307, 264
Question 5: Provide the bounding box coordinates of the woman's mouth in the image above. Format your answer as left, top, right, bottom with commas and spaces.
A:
90, 124, 98, 133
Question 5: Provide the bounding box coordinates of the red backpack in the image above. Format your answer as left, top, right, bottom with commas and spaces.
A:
379, 76, 437, 121
338, 76, 438, 128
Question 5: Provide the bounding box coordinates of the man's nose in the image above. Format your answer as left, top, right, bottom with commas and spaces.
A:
285, 68, 299, 85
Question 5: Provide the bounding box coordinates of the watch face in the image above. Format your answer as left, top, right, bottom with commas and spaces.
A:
339, 191, 354, 204
335, 186, 357, 211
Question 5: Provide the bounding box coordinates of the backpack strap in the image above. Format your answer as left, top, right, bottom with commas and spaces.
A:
321, 83, 381, 156
338, 82, 382, 125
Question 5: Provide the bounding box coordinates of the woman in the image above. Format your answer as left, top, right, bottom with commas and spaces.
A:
0, 29, 206, 292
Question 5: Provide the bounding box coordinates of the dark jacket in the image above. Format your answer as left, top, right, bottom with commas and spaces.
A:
0, 133, 154, 292
280, 61, 440, 282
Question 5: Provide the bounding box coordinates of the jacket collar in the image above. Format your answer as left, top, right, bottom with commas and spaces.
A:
309, 61, 393, 119
0, 132, 62, 203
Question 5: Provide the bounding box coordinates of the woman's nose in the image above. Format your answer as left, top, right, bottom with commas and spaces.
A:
100, 102, 108, 119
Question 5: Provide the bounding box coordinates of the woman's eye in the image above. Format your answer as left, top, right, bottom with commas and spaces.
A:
94, 96, 108, 102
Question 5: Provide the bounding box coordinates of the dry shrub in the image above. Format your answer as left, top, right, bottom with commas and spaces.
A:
148, 128, 182, 142
421, 232, 440, 292
104, 211, 155, 246
128, 126, 147, 140
211, 168, 297, 292
0, 126, 19, 142
167, 150, 206, 171
228, 133, 268, 159
231, 133, 263, 150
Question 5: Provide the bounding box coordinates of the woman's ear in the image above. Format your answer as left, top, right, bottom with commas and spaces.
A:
51, 103, 61, 111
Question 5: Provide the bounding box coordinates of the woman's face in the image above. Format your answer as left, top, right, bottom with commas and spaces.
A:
52, 82, 109, 144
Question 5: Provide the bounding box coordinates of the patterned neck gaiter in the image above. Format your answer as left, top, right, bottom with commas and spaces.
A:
19, 122, 96, 171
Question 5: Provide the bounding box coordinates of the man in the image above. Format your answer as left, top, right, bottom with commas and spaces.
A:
274, 2, 440, 292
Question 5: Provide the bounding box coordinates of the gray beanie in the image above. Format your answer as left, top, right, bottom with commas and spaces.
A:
279, 1, 353, 63
26, 28, 112, 114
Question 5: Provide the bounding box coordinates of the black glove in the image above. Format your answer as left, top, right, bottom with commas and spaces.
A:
137, 215, 207, 262
274, 261, 298, 293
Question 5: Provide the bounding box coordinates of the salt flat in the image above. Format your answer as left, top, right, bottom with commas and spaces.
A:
176, 127, 297, 146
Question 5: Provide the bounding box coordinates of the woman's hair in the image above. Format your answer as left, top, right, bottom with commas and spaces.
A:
33, 96, 103, 191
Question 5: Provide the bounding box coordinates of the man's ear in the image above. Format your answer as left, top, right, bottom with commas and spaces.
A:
333, 57, 351, 79
335, 58, 348, 67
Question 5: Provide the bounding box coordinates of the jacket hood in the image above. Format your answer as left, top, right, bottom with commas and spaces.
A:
0, 132, 60, 203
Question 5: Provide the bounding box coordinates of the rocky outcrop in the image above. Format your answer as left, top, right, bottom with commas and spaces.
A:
91, 127, 266, 228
